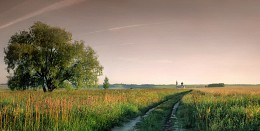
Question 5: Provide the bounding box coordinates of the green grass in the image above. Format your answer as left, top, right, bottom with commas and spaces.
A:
178, 89, 260, 131
0, 88, 188, 130
135, 91, 190, 131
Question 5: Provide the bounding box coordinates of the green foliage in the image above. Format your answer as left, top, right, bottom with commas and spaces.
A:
62, 80, 73, 91
207, 83, 225, 87
4, 22, 103, 92
103, 76, 109, 89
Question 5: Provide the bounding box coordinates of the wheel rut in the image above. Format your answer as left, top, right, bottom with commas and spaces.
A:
112, 91, 191, 131
111, 98, 171, 131
163, 92, 191, 131
163, 101, 180, 131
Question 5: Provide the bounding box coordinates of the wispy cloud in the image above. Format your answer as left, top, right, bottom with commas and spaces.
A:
0, 0, 85, 30
92, 42, 137, 48
108, 24, 143, 31
83, 29, 108, 35
82, 20, 174, 35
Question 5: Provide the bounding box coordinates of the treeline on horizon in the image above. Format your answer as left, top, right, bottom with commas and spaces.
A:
1, 83, 259, 90
98, 83, 260, 89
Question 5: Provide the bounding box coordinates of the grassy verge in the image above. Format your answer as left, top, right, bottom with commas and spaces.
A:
178, 88, 260, 131
135, 91, 190, 131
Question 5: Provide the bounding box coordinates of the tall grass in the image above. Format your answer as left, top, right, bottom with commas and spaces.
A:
178, 87, 260, 130
0, 88, 186, 130
136, 91, 190, 131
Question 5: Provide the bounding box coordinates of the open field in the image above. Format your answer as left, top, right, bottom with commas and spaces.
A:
0, 88, 188, 130
196, 86, 260, 95
0, 86, 259, 130
135, 91, 190, 131
178, 87, 260, 130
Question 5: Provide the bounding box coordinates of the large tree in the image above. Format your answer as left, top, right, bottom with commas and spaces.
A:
4, 22, 103, 92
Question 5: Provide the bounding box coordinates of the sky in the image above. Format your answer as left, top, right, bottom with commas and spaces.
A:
0, 0, 259, 84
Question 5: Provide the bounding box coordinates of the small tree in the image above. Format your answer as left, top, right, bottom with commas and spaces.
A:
103, 77, 109, 89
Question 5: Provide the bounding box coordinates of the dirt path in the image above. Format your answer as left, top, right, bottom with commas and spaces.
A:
112, 91, 191, 131
111, 100, 169, 131
164, 99, 190, 131
163, 101, 180, 131
111, 116, 140, 131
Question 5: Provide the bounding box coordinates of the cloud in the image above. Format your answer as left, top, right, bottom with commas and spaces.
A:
108, 21, 174, 31
82, 20, 174, 35
108, 24, 143, 31
83, 29, 108, 35
92, 42, 137, 48
0, 0, 85, 30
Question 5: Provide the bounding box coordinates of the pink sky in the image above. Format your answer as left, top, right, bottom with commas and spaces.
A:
0, 0, 259, 84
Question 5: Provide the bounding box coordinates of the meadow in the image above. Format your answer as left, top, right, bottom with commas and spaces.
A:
135, 91, 190, 131
1, 86, 259, 131
178, 87, 260, 131
0, 88, 187, 130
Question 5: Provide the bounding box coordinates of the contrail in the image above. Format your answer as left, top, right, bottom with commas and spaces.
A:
82, 20, 174, 35
108, 24, 143, 31
0, 0, 85, 30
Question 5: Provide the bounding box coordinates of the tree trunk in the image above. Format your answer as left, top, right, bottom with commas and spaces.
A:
42, 86, 47, 92
47, 85, 56, 92
47, 79, 56, 92
42, 77, 47, 92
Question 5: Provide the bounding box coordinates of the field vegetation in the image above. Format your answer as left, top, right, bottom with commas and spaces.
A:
0, 88, 186, 130
1, 86, 259, 131
178, 87, 260, 130
135, 91, 190, 130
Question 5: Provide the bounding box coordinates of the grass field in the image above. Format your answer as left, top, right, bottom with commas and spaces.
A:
178, 87, 260, 130
135, 91, 189, 130
0, 86, 259, 130
0, 88, 187, 130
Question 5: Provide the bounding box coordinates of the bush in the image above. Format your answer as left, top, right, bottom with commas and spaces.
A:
207, 83, 224, 87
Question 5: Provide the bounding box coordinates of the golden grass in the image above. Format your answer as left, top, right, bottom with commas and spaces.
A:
195, 86, 260, 95
180, 86, 260, 130
0, 88, 187, 130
